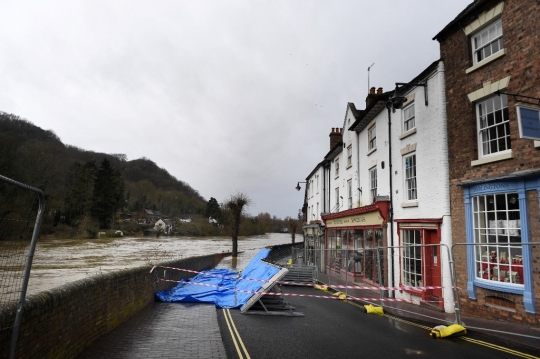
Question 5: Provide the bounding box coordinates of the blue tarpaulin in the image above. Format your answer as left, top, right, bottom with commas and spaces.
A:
155, 248, 281, 308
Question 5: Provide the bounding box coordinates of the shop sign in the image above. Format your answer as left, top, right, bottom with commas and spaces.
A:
326, 211, 383, 228
517, 105, 540, 140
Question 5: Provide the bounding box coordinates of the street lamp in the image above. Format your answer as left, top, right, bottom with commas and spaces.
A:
386, 81, 427, 297
295, 181, 307, 191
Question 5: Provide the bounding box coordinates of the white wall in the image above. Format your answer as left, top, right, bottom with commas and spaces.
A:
388, 62, 454, 312
306, 165, 324, 221
357, 109, 390, 206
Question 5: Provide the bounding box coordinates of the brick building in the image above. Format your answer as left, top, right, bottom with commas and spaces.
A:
434, 0, 540, 324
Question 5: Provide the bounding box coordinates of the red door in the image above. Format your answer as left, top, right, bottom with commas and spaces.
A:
423, 230, 443, 308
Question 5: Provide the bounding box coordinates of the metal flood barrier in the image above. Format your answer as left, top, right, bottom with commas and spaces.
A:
451, 242, 540, 344
0, 175, 45, 359
299, 241, 540, 345
299, 244, 462, 326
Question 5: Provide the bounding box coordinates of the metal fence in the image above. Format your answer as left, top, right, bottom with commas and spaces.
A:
295, 244, 461, 325
294, 241, 540, 345
450, 241, 540, 343
0, 175, 45, 359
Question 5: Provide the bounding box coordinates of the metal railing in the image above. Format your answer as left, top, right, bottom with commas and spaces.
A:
293, 241, 539, 345
298, 244, 461, 325
0, 175, 45, 359
451, 242, 540, 343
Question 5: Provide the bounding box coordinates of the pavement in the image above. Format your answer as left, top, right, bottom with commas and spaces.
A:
78, 302, 226, 359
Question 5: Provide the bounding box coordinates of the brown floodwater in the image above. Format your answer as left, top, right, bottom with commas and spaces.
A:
21, 232, 292, 295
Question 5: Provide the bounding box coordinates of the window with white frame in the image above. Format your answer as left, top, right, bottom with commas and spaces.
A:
472, 19, 504, 64
347, 145, 352, 167
403, 104, 415, 132
347, 180, 352, 209
369, 167, 377, 201
335, 157, 339, 177
477, 94, 510, 157
472, 193, 523, 285
402, 230, 422, 286
404, 154, 417, 201
368, 125, 376, 151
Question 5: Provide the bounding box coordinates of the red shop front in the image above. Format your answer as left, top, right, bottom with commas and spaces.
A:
322, 200, 390, 286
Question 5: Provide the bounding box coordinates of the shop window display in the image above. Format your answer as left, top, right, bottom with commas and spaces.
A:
472, 193, 523, 285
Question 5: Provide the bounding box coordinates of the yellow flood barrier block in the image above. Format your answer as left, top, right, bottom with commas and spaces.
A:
430, 324, 467, 339
364, 304, 384, 316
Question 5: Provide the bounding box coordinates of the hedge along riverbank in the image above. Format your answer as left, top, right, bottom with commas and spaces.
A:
0, 253, 228, 359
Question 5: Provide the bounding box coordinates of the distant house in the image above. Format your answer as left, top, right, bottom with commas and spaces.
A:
119, 213, 132, 223
208, 217, 218, 225
154, 219, 175, 235
180, 217, 192, 223
137, 208, 163, 224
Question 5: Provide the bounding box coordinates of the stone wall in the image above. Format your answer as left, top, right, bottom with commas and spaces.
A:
0, 253, 226, 359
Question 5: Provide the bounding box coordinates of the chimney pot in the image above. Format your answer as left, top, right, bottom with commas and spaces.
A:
329, 126, 343, 150
377, 87, 383, 94
370, 87, 376, 94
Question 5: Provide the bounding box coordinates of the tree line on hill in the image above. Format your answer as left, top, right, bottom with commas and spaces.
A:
0, 112, 300, 239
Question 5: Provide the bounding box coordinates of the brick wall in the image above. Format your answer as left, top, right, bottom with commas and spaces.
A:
0, 253, 226, 359
439, 0, 540, 325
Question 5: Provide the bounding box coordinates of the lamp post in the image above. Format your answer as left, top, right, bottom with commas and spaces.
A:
386, 81, 427, 298
296, 181, 308, 223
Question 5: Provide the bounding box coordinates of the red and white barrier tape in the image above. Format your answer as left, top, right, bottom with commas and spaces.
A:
150, 265, 457, 291
155, 278, 443, 304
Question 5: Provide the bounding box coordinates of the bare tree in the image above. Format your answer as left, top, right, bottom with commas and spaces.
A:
288, 218, 299, 243
226, 192, 250, 258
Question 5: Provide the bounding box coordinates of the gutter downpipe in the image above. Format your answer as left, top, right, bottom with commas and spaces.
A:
323, 161, 327, 214
386, 102, 395, 299
357, 131, 361, 206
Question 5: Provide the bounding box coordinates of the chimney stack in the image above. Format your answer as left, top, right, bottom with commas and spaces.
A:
329, 127, 342, 150
366, 86, 383, 107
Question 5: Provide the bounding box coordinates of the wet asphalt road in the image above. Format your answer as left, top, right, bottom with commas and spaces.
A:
217, 286, 538, 359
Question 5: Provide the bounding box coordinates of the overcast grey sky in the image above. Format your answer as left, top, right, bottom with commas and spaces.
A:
0, 0, 471, 219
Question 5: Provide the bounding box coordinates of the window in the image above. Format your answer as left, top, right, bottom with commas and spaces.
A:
347, 180, 352, 209
335, 188, 340, 211
368, 125, 376, 151
404, 154, 417, 201
472, 19, 503, 64
402, 230, 422, 286
477, 94, 510, 157
472, 193, 523, 285
369, 168, 377, 201
403, 104, 415, 132
347, 145, 352, 167
335, 157, 339, 177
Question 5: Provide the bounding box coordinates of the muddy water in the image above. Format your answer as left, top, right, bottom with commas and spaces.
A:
25, 232, 292, 295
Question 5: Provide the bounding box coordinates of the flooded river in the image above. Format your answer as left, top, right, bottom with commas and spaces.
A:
25, 232, 292, 295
